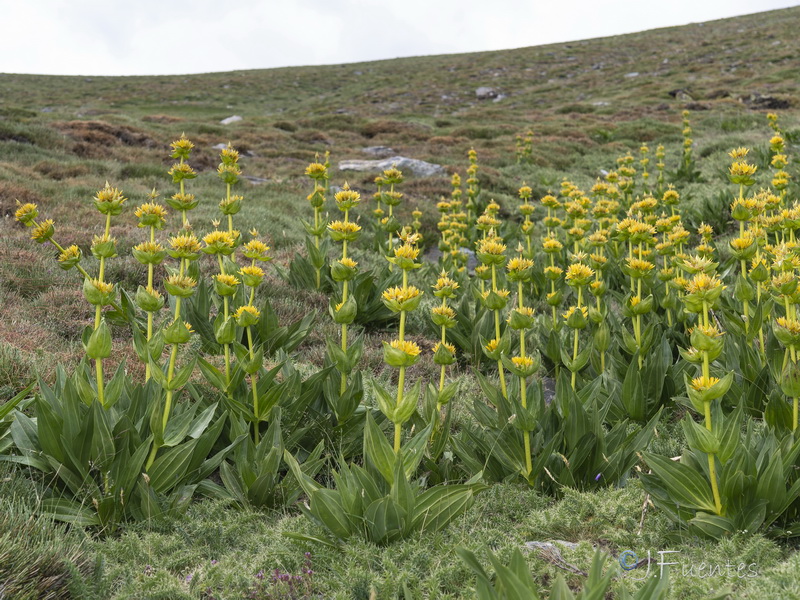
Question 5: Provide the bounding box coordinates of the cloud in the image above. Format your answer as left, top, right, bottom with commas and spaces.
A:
0, 0, 796, 75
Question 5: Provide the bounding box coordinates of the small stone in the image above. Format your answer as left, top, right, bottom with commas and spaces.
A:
362, 146, 394, 158
242, 175, 269, 185
220, 115, 243, 125
624, 72, 639, 78
475, 87, 498, 100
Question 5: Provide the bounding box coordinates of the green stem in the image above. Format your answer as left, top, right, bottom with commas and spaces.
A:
491, 263, 507, 398
704, 401, 723, 515
394, 366, 405, 454
248, 326, 260, 443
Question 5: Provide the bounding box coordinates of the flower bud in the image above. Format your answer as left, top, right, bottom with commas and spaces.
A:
239, 265, 265, 287
14, 202, 38, 226
330, 296, 357, 324
164, 274, 197, 298
214, 316, 236, 344
234, 305, 260, 328
57, 245, 82, 270
83, 320, 112, 359
164, 319, 193, 345
507, 307, 535, 330
135, 285, 165, 313
83, 277, 115, 306
433, 341, 456, 366
93, 183, 126, 215
383, 339, 421, 368
219, 195, 243, 215
132, 241, 166, 265
31, 219, 55, 243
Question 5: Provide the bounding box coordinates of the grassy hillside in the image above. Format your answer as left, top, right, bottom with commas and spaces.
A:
1, 6, 798, 391
1, 6, 800, 599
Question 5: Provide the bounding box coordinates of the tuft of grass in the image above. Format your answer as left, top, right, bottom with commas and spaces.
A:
0, 465, 106, 599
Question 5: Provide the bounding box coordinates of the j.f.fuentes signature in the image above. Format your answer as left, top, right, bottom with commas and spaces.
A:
619, 550, 759, 580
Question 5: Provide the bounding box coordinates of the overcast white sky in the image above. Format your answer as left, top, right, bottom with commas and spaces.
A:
1, 0, 797, 76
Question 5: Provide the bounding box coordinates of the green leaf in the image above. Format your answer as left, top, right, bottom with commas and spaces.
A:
168, 356, 197, 391
198, 357, 227, 391
187, 402, 218, 439
681, 416, 719, 455
0, 382, 34, 420
148, 439, 198, 493
364, 412, 395, 485
42, 497, 101, 527
310, 489, 353, 542
412, 484, 483, 533
90, 400, 116, 469
104, 360, 127, 408
219, 460, 248, 507
162, 404, 198, 447
402, 419, 433, 479
365, 496, 406, 544
644, 452, 718, 512
621, 357, 645, 422
689, 512, 736, 539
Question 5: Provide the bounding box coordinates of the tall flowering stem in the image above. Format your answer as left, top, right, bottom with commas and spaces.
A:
147, 234, 201, 469
381, 231, 424, 453
87, 183, 126, 406
133, 191, 168, 381
518, 185, 535, 256
772, 252, 800, 430
217, 144, 243, 234
372, 175, 385, 231
587, 232, 609, 372
15, 190, 125, 408
624, 220, 656, 368
236, 238, 271, 442
477, 232, 509, 399
565, 263, 593, 390
305, 160, 329, 289
506, 249, 537, 476
431, 272, 459, 400
728, 147, 759, 334
166, 134, 198, 229
681, 265, 728, 516
466, 149, 479, 235
202, 231, 238, 389
328, 184, 363, 396
681, 110, 694, 172
655, 144, 666, 196
543, 235, 564, 329
381, 167, 404, 270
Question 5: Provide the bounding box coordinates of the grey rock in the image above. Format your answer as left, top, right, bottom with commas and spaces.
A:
338, 156, 445, 178
423, 245, 478, 272
624, 72, 639, 78
542, 376, 555, 405
592, 101, 609, 106
362, 146, 394, 158
525, 540, 580, 552
492, 94, 507, 103
40, 107, 54, 113
242, 175, 269, 185
220, 115, 243, 125
475, 86, 498, 100
212, 143, 228, 151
